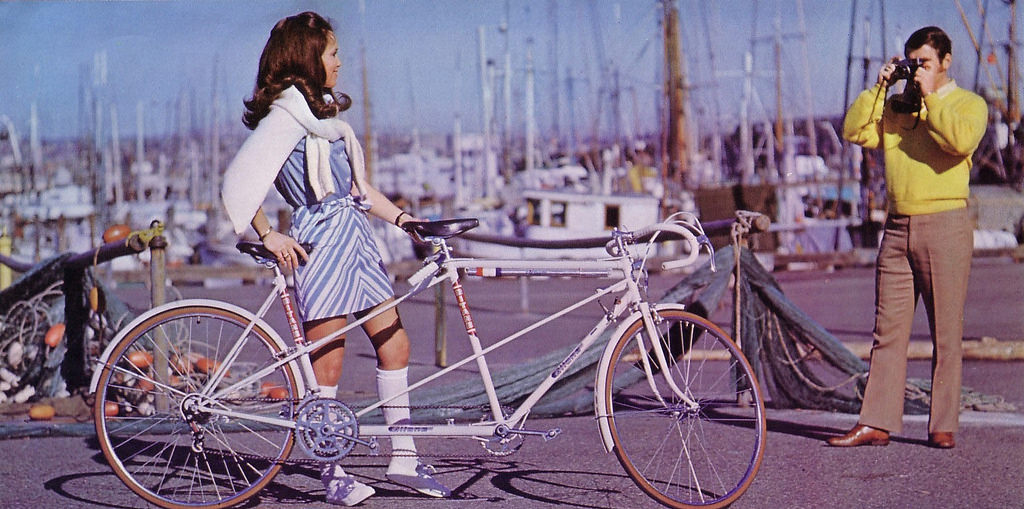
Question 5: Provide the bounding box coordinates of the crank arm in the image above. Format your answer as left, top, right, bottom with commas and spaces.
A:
329, 432, 379, 453
499, 426, 562, 441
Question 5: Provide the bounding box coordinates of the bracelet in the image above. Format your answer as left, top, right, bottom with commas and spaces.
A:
258, 226, 273, 241
393, 211, 407, 227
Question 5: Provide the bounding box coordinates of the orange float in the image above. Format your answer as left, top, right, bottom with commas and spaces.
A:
44, 323, 66, 348
29, 404, 56, 421
89, 286, 106, 313
195, 357, 216, 374
127, 351, 153, 369
171, 355, 194, 374
268, 387, 289, 400
260, 382, 284, 397
135, 378, 155, 393
104, 401, 120, 417
102, 224, 131, 243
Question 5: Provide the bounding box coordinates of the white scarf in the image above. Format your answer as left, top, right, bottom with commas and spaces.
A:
221, 86, 368, 234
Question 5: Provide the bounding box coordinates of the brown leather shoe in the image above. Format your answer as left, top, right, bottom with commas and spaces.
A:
927, 432, 955, 449
826, 424, 890, 447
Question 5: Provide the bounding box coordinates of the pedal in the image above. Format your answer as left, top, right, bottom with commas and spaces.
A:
506, 427, 562, 442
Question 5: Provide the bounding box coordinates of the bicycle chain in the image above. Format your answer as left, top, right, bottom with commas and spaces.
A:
207, 397, 518, 464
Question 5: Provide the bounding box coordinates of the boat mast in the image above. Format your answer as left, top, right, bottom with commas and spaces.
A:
109, 103, 123, 205
1008, 0, 1020, 186
525, 43, 536, 174
548, 0, 561, 153
662, 0, 687, 187
29, 102, 42, 188
478, 26, 497, 200
502, 0, 512, 185
359, 0, 375, 185
1008, 0, 1020, 126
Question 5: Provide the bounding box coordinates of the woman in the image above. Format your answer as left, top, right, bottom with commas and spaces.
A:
221, 11, 449, 506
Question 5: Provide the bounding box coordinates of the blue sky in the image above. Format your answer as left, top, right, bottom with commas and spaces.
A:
1, 0, 1019, 141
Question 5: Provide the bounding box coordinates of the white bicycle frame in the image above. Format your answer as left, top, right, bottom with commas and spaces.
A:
90, 218, 709, 454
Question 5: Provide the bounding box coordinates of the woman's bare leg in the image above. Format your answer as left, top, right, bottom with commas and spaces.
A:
305, 316, 348, 387
356, 301, 410, 370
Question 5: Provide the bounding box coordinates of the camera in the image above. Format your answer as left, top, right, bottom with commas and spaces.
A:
889, 58, 925, 113
891, 58, 924, 82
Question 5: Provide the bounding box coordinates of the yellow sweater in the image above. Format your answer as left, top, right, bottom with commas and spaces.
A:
843, 80, 988, 215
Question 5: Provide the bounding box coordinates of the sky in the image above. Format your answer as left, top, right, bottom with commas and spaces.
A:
0, 0, 1020, 142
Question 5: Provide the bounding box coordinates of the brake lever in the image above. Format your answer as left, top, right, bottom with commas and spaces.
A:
696, 235, 716, 272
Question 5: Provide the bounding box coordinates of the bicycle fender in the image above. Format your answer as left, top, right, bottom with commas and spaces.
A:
88, 299, 298, 395
593, 302, 688, 453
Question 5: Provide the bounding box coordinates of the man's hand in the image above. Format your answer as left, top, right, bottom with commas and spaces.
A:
877, 56, 900, 86
913, 60, 941, 97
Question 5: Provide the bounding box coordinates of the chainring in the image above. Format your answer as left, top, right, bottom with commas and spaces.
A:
294, 398, 359, 461
479, 406, 524, 456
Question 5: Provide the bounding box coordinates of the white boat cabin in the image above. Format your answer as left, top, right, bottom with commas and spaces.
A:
520, 189, 660, 240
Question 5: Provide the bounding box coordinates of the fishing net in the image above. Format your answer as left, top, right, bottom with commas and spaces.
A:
662, 245, 1015, 414
0, 256, 133, 404
2, 230, 1011, 418
371, 243, 1015, 420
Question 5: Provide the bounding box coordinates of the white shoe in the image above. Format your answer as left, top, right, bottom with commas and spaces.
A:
321, 463, 375, 506
386, 462, 451, 498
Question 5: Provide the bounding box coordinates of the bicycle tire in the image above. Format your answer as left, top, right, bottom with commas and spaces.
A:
601, 308, 766, 509
93, 304, 301, 509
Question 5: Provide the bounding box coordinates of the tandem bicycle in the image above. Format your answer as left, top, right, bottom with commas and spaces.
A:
89, 212, 766, 509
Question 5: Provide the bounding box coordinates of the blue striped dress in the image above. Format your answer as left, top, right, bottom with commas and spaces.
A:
274, 137, 393, 322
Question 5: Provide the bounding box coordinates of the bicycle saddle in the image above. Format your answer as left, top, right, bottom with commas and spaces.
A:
402, 218, 479, 239
236, 241, 314, 264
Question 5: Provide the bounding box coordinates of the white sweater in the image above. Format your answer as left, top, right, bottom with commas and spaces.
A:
220, 86, 367, 234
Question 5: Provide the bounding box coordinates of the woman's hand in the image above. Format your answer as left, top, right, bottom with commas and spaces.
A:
396, 214, 428, 243
262, 230, 309, 270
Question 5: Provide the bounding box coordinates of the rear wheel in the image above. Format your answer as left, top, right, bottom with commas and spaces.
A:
602, 308, 766, 508
93, 304, 300, 508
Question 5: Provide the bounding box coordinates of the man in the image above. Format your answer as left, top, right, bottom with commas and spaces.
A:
828, 26, 988, 449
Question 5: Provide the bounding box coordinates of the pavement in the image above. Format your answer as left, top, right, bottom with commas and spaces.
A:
0, 255, 1022, 508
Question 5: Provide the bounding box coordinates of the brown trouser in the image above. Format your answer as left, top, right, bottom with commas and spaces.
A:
859, 207, 973, 433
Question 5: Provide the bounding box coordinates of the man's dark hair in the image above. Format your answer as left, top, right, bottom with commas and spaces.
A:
905, 26, 952, 59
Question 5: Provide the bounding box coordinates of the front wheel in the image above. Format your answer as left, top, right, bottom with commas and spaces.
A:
602, 308, 766, 509
93, 304, 301, 509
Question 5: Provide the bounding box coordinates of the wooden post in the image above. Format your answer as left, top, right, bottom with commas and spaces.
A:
0, 228, 11, 290
662, 0, 688, 187
434, 281, 447, 368
148, 223, 170, 412
519, 247, 529, 314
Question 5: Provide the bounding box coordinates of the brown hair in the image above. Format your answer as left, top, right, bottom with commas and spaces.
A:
242, 11, 352, 129
905, 26, 952, 60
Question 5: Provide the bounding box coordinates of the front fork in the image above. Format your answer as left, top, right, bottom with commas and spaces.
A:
594, 302, 697, 453
636, 302, 699, 409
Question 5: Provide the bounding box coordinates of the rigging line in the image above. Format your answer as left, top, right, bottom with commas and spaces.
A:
616, 1, 660, 77
956, 0, 1006, 96
697, 0, 724, 131
976, 0, 1010, 86
970, 0, 1019, 95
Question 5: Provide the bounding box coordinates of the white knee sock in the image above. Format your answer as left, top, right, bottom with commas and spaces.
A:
319, 384, 338, 399
376, 367, 419, 474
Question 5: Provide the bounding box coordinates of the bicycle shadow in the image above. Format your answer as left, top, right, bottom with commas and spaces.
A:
256, 457, 635, 508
